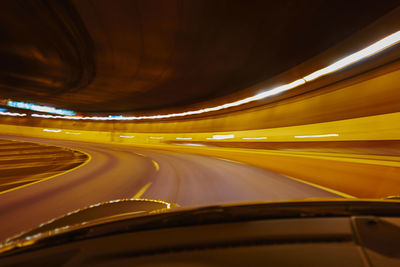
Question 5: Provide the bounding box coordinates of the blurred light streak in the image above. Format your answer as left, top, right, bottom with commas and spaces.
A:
7, 101, 76, 115
0, 111, 26, 117
43, 129, 62, 133
304, 31, 400, 81
209, 134, 235, 140
108, 115, 123, 119
149, 136, 164, 139
21, 30, 400, 121
253, 79, 305, 100
0, 108, 7, 112
120, 135, 134, 138
295, 134, 339, 138
242, 137, 267, 140
176, 143, 206, 147
65, 132, 81, 135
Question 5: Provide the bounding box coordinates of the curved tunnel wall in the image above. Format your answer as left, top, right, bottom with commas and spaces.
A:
1, 57, 400, 135
1, 15, 400, 199
1, 61, 400, 199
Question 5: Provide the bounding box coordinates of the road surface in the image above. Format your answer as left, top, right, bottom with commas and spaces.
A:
0, 135, 340, 240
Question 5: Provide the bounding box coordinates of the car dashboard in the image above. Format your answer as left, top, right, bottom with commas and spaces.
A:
1, 214, 400, 266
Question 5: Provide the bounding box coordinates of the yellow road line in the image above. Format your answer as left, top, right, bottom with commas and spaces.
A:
134, 152, 146, 157
282, 174, 356, 199
152, 160, 160, 171
0, 146, 91, 195
132, 182, 152, 199
131, 155, 157, 199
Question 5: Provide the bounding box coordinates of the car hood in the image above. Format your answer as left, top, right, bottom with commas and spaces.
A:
0, 198, 175, 253
2, 198, 400, 255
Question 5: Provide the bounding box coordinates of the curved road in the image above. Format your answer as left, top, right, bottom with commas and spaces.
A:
0, 135, 340, 240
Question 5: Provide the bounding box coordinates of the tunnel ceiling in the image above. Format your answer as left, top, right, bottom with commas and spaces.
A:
0, 0, 399, 114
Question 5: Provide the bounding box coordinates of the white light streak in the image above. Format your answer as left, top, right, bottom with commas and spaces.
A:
120, 135, 134, 138
253, 79, 306, 100
208, 134, 235, 140
19, 30, 400, 121
176, 143, 206, 147
32, 114, 80, 119
295, 134, 339, 138
43, 129, 62, 133
242, 137, 267, 140
0, 111, 26, 117
149, 136, 164, 139
304, 31, 400, 81
176, 137, 192, 140
65, 132, 81, 135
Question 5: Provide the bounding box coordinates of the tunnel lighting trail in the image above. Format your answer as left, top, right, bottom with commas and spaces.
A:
0, 108, 7, 112
7, 101, 76, 115
108, 115, 124, 119
32, 114, 82, 119
120, 135, 134, 138
149, 136, 164, 139
176, 143, 206, 147
304, 31, 400, 81
43, 129, 62, 133
242, 137, 267, 140
22, 30, 400, 121
295, 134, 339, 138
66, 132, 81, 135
0, 111, 26, 117
208, 134, 235, 140
176, 137, 192, 140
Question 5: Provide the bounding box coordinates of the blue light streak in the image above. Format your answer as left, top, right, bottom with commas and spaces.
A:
7, 101, 76, 115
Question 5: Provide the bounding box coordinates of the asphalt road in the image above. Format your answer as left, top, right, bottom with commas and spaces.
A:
0, 135, 340, 241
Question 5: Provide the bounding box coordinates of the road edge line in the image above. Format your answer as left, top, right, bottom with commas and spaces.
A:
0, 143, 91, 195
282, 174, 356, 199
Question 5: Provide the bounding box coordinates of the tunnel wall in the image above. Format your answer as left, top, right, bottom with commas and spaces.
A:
1, 56, 400, 199
1, 111, 399, 199
1, 15, 400, 199
1, 58, 400, 134
0, 112, 399, 143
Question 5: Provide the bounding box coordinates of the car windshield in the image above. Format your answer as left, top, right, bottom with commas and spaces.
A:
0, 0, 400, 247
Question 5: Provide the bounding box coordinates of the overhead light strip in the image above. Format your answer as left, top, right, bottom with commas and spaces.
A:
0, 111, 27, 117
295, 134, 339, 138
7, 101, 76, 115
6, 31, 400, 121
